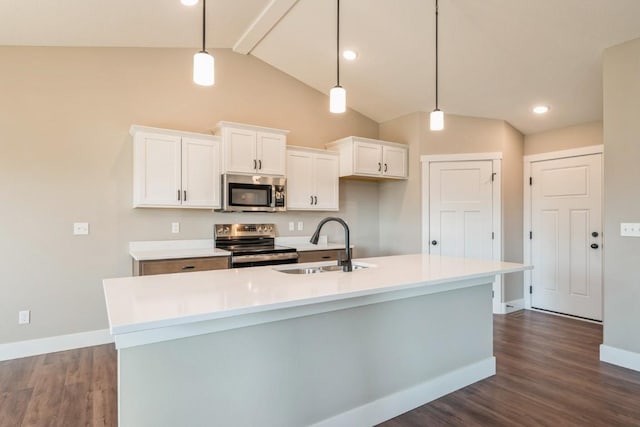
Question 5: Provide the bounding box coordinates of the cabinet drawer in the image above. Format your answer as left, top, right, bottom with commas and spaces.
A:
297, 250, 345, 263
135, 257, 230, 276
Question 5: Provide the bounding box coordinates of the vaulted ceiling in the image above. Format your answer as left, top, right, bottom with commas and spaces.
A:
3, 0, 640, 134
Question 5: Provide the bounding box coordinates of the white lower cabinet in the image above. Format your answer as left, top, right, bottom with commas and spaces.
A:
286, 147, 339, 211
131, 125, 221, 209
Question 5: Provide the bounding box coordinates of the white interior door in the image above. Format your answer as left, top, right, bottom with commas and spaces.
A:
530, 154, 602, 320
429, 161, 494, 259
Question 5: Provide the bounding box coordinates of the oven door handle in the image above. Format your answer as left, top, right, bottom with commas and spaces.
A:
232, 252, 299, 264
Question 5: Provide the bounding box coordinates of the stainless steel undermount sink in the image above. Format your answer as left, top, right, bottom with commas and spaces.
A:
275, 263, 370, 274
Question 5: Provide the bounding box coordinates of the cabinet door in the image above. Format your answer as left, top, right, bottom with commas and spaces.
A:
382, 145, 407, 178
286, 151, 314, 209
257, 132, 286, 175
225, 127, 257, 174
181, 137, 221, 208
353, 141, 382, 176
314, 154, 339, 210
133, 132, 182, 207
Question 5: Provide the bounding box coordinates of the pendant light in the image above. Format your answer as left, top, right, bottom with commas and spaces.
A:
329, 0, 346, 113
193, 0, 214, 86
430, 0, 444, 131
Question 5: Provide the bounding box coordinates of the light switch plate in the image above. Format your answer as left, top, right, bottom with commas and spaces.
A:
288, 222, 294, 231
73, 222, 89, 235
171, 222, 180, 234
297, 221, 304, 231
620, 222, 640, 237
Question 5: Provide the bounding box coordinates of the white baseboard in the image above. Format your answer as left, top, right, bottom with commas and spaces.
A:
0, 329, 114, 361
600, 344, 640, 373
503, 299, 524, 314
312, 357, 496, 427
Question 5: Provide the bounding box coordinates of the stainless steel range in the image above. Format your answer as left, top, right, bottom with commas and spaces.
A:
214, 224, 298, 268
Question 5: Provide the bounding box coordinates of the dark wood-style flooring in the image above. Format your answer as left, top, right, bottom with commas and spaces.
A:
380, 311, 640, 427
1, 311, 639, 426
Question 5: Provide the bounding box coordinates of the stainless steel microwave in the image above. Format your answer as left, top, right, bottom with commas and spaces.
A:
218, 173, 286, 212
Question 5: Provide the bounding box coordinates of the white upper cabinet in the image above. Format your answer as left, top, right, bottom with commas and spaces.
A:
326, 136, 408, 180
286, 147, 339, 211
216, 121, 288, 176
131, 126, 221, 209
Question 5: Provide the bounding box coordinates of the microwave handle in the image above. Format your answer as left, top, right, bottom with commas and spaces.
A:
269, 186, 274, 207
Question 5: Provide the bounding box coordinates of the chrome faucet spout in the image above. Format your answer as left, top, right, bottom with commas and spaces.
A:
309, 217, 352, 272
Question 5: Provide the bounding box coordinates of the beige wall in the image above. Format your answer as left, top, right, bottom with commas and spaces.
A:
378, 113, 524, 301
602, 38, 640, 354
378, 113, 421, 255
0, 46, 379, 344
524, 121, 603, 156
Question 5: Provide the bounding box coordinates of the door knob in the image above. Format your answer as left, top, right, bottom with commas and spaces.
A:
592, 232, 599, 237
591, 243, 599, 249
431, 240, 438, 246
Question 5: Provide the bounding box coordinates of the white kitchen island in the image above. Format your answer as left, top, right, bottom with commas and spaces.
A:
103, 254, 529, 427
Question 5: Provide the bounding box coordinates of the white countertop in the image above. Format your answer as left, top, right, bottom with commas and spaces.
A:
129, 237, 348, 261
129, 239, 230, 261
104, 253, 530, 338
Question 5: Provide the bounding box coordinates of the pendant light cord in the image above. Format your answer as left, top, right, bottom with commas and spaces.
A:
202, 0, 206, 53
435, 0, 439, 109
336, 0, 340, 87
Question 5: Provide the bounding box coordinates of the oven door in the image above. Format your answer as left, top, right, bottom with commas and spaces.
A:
232, 252, 299, 268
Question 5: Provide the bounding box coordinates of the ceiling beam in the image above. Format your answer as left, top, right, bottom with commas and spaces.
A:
233, 0, 299, 55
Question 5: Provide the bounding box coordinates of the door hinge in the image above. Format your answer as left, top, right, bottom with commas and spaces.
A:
491, 232, 495, 240
529, 231, 533, 239
529, 285, 533, 294
529, 177, 533, 186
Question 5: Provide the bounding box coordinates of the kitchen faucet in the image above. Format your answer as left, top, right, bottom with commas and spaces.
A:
310, 217, 352, 272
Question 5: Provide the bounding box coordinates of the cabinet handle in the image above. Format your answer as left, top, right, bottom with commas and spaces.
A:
177, 189, 181, 201
321, 255, 331, 259
310, 195, 314, 205
384, 163, 388, 172
314, 196, 318, 205
258, 159, 262, 170
378, 162, 382, 172
182, 265, 195, 270
431, 240, 438, 246
253, 159, 257, 170
183, 190, 187, 202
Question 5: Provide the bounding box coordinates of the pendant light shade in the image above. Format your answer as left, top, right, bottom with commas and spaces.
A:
430, 109, 444, 131
193, 0, 214, 86
330, 85, 346, 113
430, 0, 444, 131
330, 0, 346, 113
193, 51, 214, 86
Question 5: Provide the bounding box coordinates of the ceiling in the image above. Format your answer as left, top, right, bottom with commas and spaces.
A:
2, 0, 640, 135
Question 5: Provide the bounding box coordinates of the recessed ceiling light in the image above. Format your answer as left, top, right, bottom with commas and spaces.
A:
181, 0, 198, 6
533, 105, 550, 114
342, 50, 358, 61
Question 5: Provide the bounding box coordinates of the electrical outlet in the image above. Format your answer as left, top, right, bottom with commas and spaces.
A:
620, 222, 640, 237
297, 221, 304, 231
171, 222, 180, 234
18, 310, 30, 325
289, 222, 294, 231
73, 222, 89, 235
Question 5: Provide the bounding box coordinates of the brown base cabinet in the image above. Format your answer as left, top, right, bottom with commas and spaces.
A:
297, 249, 346, 264
133, 257, 230, 276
